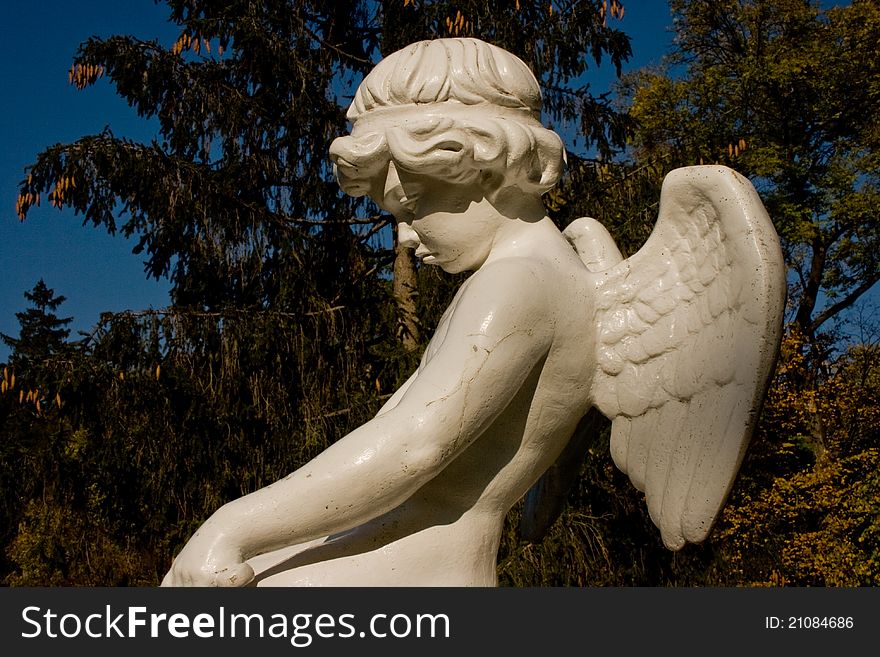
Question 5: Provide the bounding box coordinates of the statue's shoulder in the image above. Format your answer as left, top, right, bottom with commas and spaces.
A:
456, 256, 570, 322
470, 256, 555, 294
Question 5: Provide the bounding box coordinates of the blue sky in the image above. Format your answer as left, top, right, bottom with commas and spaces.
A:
1, 1, 178, 358
0, 1, 676, 361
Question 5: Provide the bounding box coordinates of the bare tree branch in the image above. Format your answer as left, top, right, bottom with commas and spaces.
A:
810, 275, 880, 335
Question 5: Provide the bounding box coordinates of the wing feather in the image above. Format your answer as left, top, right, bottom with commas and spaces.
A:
590, 166, 785, 549
682, 390, 749, 543
644, 399, 687, 530
608, 415, 632, 474
625, 402, 653, 491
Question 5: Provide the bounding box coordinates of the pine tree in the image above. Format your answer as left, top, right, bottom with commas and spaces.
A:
0, 281, 75, 582
2, 280, 73, 373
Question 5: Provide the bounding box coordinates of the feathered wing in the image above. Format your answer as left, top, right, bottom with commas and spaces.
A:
589, 166, 786, 550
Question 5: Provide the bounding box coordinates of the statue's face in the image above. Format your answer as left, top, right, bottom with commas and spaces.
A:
379, 165, 503, 274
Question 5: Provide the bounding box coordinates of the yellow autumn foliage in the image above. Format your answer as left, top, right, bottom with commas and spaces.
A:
713, 329, 880, 586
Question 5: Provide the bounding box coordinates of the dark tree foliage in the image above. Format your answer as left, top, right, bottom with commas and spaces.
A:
626, 0, 880, 351
0, 283, 80, 580
6, 1, 634, 585
16, 0, 632, 299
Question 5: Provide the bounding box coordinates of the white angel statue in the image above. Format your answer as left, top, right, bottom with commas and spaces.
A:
162, 38, 785, 587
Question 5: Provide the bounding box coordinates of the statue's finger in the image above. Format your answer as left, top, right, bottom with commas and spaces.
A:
217, 562, 255, 587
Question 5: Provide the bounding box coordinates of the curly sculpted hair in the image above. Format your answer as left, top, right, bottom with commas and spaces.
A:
329, 38, 565, 204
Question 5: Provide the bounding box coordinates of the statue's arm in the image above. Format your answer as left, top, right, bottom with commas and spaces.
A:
163, 260, 552, 585
375, 368, 419, 416
374, 295, 456, 416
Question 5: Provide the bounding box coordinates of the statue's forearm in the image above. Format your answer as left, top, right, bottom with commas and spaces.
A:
211, 412, 437, 559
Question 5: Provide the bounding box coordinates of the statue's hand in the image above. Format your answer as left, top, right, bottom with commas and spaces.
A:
160, 514, 255, 587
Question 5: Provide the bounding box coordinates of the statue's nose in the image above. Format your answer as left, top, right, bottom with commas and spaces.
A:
398, 222, 421, 249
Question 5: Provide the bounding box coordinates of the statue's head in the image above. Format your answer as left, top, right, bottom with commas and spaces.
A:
329, 38, 565, 209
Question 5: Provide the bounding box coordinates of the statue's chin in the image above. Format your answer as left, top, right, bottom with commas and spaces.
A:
422, 255, 456, 272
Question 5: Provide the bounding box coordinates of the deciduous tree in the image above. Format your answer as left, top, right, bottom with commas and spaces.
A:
626, 0, 880, 351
